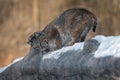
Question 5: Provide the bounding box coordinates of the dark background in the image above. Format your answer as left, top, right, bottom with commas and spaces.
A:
0, 0, 120, 67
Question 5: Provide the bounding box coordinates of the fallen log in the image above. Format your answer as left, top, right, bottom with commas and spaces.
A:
0, 36, 120, 80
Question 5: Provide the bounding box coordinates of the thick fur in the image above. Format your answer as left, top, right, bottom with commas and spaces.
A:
28, 8, 98, 51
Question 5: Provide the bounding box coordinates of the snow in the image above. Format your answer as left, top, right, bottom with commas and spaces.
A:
93, 35, 120, 58
0, 57, 23, 73
42, 42, 84, 60
12, 57, 23, 63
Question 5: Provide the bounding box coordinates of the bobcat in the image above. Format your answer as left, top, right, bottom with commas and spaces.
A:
28, 8, 98, 51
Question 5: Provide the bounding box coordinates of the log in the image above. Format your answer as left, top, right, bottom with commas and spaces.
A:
0, 37, 120, 80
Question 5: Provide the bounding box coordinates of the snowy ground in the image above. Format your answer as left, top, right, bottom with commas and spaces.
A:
0, 35, 120, 73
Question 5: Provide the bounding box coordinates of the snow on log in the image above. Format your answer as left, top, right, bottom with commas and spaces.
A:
0, 35, 120, 80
